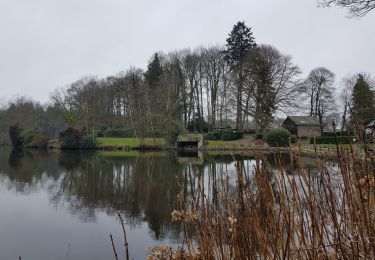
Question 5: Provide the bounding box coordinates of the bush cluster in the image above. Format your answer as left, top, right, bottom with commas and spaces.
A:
255, 133, 263, 139
24, 133, 50, 149
59, 127, 95, 149
309, 136, 355, 144
244, 129, 256, 134
187, 118, 209, 133
266, 128, 291, 147
206, 130, 243, 141
9, 124, 51, 149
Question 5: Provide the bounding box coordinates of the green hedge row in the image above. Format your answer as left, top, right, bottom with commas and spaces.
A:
206, 130, 243, 141
309, 136, 355, 144
322, 131, 352, 137
102, 128, 135, 138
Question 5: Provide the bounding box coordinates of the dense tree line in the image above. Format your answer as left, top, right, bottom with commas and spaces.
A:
1, 21, 374, 146
0, 97, 65, 145
48, 22, 305, 140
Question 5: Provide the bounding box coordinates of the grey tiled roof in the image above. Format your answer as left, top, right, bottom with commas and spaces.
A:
287, 116, 320, 126
366, 120, 375, 128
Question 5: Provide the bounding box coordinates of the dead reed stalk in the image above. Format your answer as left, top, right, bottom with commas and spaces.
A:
156, 144, 375, 259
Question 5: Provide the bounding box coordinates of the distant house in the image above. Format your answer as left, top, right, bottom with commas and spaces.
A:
365, 120, 375, 139
282, 116, 321, 137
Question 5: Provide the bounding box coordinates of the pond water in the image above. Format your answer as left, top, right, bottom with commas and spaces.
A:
0, 148, 325, 260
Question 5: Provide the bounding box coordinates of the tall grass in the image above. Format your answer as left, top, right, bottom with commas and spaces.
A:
146, 145, 375, 259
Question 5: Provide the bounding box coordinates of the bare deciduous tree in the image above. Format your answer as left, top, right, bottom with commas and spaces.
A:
244, 45, 301, 132
301, 67, 336, 132
318, 0, 375, 17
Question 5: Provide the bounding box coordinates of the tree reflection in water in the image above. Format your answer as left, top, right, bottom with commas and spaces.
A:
0, 148, 325, 246
54, 152, 187, 240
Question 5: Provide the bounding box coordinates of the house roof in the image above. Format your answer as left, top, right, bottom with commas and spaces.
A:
366, 120, 375, 128
286, 116, 320, 126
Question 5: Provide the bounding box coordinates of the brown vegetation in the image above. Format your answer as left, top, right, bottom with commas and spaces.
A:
145, 145, 375, 259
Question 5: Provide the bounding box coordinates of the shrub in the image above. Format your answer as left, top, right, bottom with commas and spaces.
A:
256, 133, 263, 139
244, 129, 256, 134
266, 128, 291, 147
23, 130, 37, 146
95, 126, 108, 137
291, 135, 297, 144
309, 136, 355, 144
9, 123, 24, 148
24, 133, 50, 149
79, 135, 96, 149
162, 121, 187, 145
59, 127, 82, 149
205, 130, 243, 141
232, 131, 244, 140
205, 131, 221, 140
300, 136, 309, 140
187, 118, 209, 133
103, 127, 134, 137
59, 127, 95, 149
221, 132, 235, 141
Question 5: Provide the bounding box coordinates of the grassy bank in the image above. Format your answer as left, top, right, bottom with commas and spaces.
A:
295, 143, 375, 160
96, 137, 166, 149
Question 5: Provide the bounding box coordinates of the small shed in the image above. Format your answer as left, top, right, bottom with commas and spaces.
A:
282, 116, 321, 137
365, 120, 375, 138
176, 134, 204, 149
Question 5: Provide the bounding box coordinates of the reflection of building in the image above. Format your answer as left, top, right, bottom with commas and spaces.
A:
282, 116, 321, 137
176, 151, 204, 165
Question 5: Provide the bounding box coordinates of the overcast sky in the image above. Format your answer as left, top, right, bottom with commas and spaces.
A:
0, 0, 374, 103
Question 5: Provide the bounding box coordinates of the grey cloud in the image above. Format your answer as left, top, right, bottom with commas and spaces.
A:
0, 0, 374, 102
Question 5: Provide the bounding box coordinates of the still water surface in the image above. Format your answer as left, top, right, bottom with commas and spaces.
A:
0, 148, 310, 259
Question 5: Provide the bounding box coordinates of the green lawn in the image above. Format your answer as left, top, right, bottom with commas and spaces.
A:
96, 137, 166, 148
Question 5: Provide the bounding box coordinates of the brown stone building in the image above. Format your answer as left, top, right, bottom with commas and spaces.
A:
365, 120, 375, 139
282, 116, 321, 137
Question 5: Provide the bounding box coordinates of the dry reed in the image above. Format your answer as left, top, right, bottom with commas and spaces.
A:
146, 143, 375, 259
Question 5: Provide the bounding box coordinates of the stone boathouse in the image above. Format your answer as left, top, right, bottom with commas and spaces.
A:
282, 116, 321, 137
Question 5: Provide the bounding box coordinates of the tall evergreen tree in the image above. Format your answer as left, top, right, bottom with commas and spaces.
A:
144, 53, 163, 89
224, 21, 256, 130
225, 22, 256, 65
351, 74, 375, 124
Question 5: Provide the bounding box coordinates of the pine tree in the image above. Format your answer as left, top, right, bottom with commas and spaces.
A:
224, 21, 256, 65
224, 21, 256, 130
351, 74, 375, 125
144, 53, 163, 89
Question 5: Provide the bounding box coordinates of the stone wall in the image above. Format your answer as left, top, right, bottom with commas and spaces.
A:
297, 126, 321, 137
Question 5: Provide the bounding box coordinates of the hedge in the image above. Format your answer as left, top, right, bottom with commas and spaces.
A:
103, 127, 134, 138
205, 130, 243, 141
322, 131, 352, 137
309, 136, 355, 144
